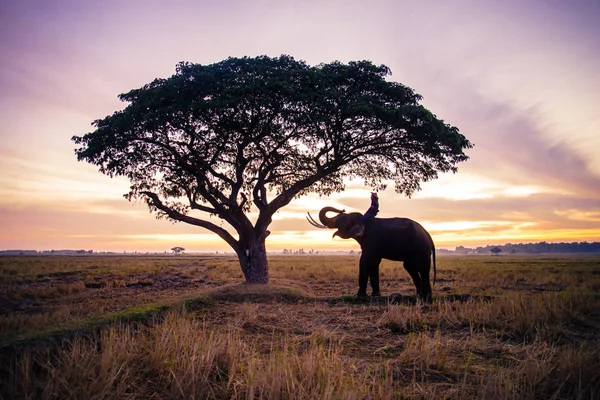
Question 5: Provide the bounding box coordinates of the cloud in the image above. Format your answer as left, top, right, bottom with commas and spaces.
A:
394, 62, 600, 200
554, 210, 600, 223
466, 103, 600, 198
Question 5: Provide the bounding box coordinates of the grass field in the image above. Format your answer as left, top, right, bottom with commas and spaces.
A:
1, 254, 599, 399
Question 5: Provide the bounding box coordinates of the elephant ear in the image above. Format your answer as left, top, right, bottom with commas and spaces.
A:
347, 224, 365, 240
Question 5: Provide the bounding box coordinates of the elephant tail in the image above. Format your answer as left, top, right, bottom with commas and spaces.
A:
432, 243, 437, 285
428, 231, 437, 285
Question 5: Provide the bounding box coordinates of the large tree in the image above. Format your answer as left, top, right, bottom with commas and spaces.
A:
73, 55, 472, 283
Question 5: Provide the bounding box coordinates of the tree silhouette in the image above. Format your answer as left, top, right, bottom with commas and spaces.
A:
72, 55, 472, 283
171, 247, 185, 255
490, 246, 502, 255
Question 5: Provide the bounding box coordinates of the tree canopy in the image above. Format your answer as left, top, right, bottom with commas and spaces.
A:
72, 55, 472, 282
171, 247, 185, 254
490, 247, 502, 255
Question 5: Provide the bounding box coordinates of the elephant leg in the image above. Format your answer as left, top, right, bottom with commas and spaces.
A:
357, 253, 379, 297
420, 265, 432, 303
404, 261, 422, 298
369, 257, 382, 297
357, 254, 369, 297
405, 258, 433, 303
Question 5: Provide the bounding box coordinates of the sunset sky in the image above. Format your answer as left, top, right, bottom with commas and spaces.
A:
1, 0, 599, 252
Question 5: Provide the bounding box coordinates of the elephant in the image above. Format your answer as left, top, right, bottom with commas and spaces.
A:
307, 206, 436, 302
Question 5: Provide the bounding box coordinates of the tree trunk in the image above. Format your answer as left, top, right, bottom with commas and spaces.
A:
237, 236, 269, 283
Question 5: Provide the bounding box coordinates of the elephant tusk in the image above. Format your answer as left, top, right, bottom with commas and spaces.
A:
306, 213, 328, 229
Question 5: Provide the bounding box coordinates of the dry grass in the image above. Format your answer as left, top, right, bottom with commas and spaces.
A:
378, 291, 600, 343
1, 254, 599, 399
4, 309, 390, 400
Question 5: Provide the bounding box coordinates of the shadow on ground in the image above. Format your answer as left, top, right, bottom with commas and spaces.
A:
204, 282, 494, 306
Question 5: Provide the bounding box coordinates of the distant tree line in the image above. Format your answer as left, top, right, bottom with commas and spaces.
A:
454, 241, 600, 254
0, 249, 94, 255
2, 241, 599, 256
282, 249, 318, 254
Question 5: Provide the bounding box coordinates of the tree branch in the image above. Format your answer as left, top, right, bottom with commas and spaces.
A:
142, 191, 240, 251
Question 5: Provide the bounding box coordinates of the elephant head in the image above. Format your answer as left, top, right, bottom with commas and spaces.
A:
306, 207, 365, 240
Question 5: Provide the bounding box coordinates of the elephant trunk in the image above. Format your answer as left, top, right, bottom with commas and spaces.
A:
318, 206, 345, 228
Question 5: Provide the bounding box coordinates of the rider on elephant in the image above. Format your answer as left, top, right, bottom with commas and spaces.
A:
353, 192, 379, 239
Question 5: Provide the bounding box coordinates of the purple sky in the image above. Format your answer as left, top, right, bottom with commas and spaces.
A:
1, 0, 599, 252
